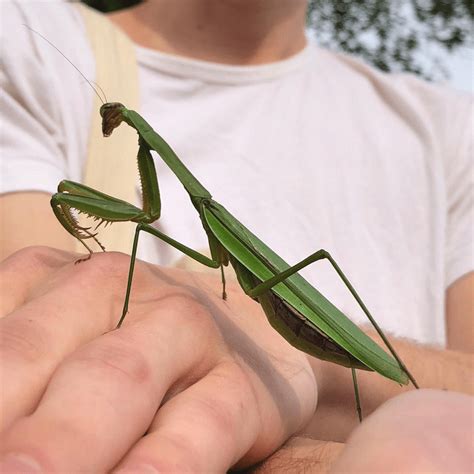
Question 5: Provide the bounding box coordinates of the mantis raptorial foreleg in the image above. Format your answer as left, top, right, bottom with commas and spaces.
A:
351, 368, 362, 421
51, 141, 161, 259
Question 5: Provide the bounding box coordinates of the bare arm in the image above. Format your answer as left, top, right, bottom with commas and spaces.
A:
299, 272, 474, 442
446, 272, 474, 352
0, 192, 75, 260
253, 274, 473, 472
252, 390, 473, 473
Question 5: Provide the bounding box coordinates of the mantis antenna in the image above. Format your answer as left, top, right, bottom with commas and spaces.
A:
23, 24, 107, 104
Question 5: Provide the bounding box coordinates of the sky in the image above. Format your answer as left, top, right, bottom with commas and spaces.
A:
444, 46, 473, 93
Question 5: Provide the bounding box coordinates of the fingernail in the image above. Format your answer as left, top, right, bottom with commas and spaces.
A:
0, 453, 43, 472
116, 464, 159, 473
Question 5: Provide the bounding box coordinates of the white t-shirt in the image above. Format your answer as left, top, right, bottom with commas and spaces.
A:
1, 1, 472, 346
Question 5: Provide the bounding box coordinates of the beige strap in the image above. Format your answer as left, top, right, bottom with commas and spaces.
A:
75, 3, 140, 255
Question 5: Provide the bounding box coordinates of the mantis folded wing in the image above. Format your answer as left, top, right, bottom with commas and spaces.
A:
51, 103, 418, 420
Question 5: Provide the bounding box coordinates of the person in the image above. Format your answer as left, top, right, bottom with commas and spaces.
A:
0, 0, 472, 471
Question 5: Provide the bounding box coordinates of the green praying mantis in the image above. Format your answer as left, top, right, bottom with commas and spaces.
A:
51, 100, 419, 420
25, 10, 418, 420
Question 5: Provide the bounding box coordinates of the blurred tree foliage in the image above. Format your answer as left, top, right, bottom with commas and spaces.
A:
307, 0, 473, 80
83, 0, 473, 80
82, 0, 140, 12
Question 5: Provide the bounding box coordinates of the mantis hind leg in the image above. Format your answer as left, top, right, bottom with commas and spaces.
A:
247, 249, 418, 389
314, 250, 419, 390
352, 368, 362, 422
220, 264, 227, 300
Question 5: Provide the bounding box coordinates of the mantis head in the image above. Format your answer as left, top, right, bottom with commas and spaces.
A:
100, 102, 126, 138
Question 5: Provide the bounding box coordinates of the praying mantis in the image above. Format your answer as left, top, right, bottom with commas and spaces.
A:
51, 101, 419, 420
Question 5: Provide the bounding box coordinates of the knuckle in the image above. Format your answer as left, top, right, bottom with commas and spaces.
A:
73, 252, 131, 282
66, 252, 135, 300
0, 319, 49, 365
152, 433, 208, 472
197, 397, 235, 437
3, 245, 62, 268
193, 366, 254, 439
155, 292, 216, 331
203, 362, 260, 439
73, 337, 152, 386
14, 245, 56, 259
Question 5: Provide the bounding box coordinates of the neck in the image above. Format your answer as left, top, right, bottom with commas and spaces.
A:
109, 0, 308, 65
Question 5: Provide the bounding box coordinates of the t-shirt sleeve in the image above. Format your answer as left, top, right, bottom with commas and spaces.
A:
445, 97, 473, 287
0, 2, 70, 196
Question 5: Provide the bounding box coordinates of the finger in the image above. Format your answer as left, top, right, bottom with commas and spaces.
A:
0, 252, 138, 431
115, 362, 261, 473
0, 246, 74, 316
0, 294, 223, 472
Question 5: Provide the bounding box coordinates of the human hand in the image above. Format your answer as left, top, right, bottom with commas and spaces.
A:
0, 247, 317, 472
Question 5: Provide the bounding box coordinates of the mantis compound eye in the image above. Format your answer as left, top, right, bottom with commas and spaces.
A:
100, 102, 125, 137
